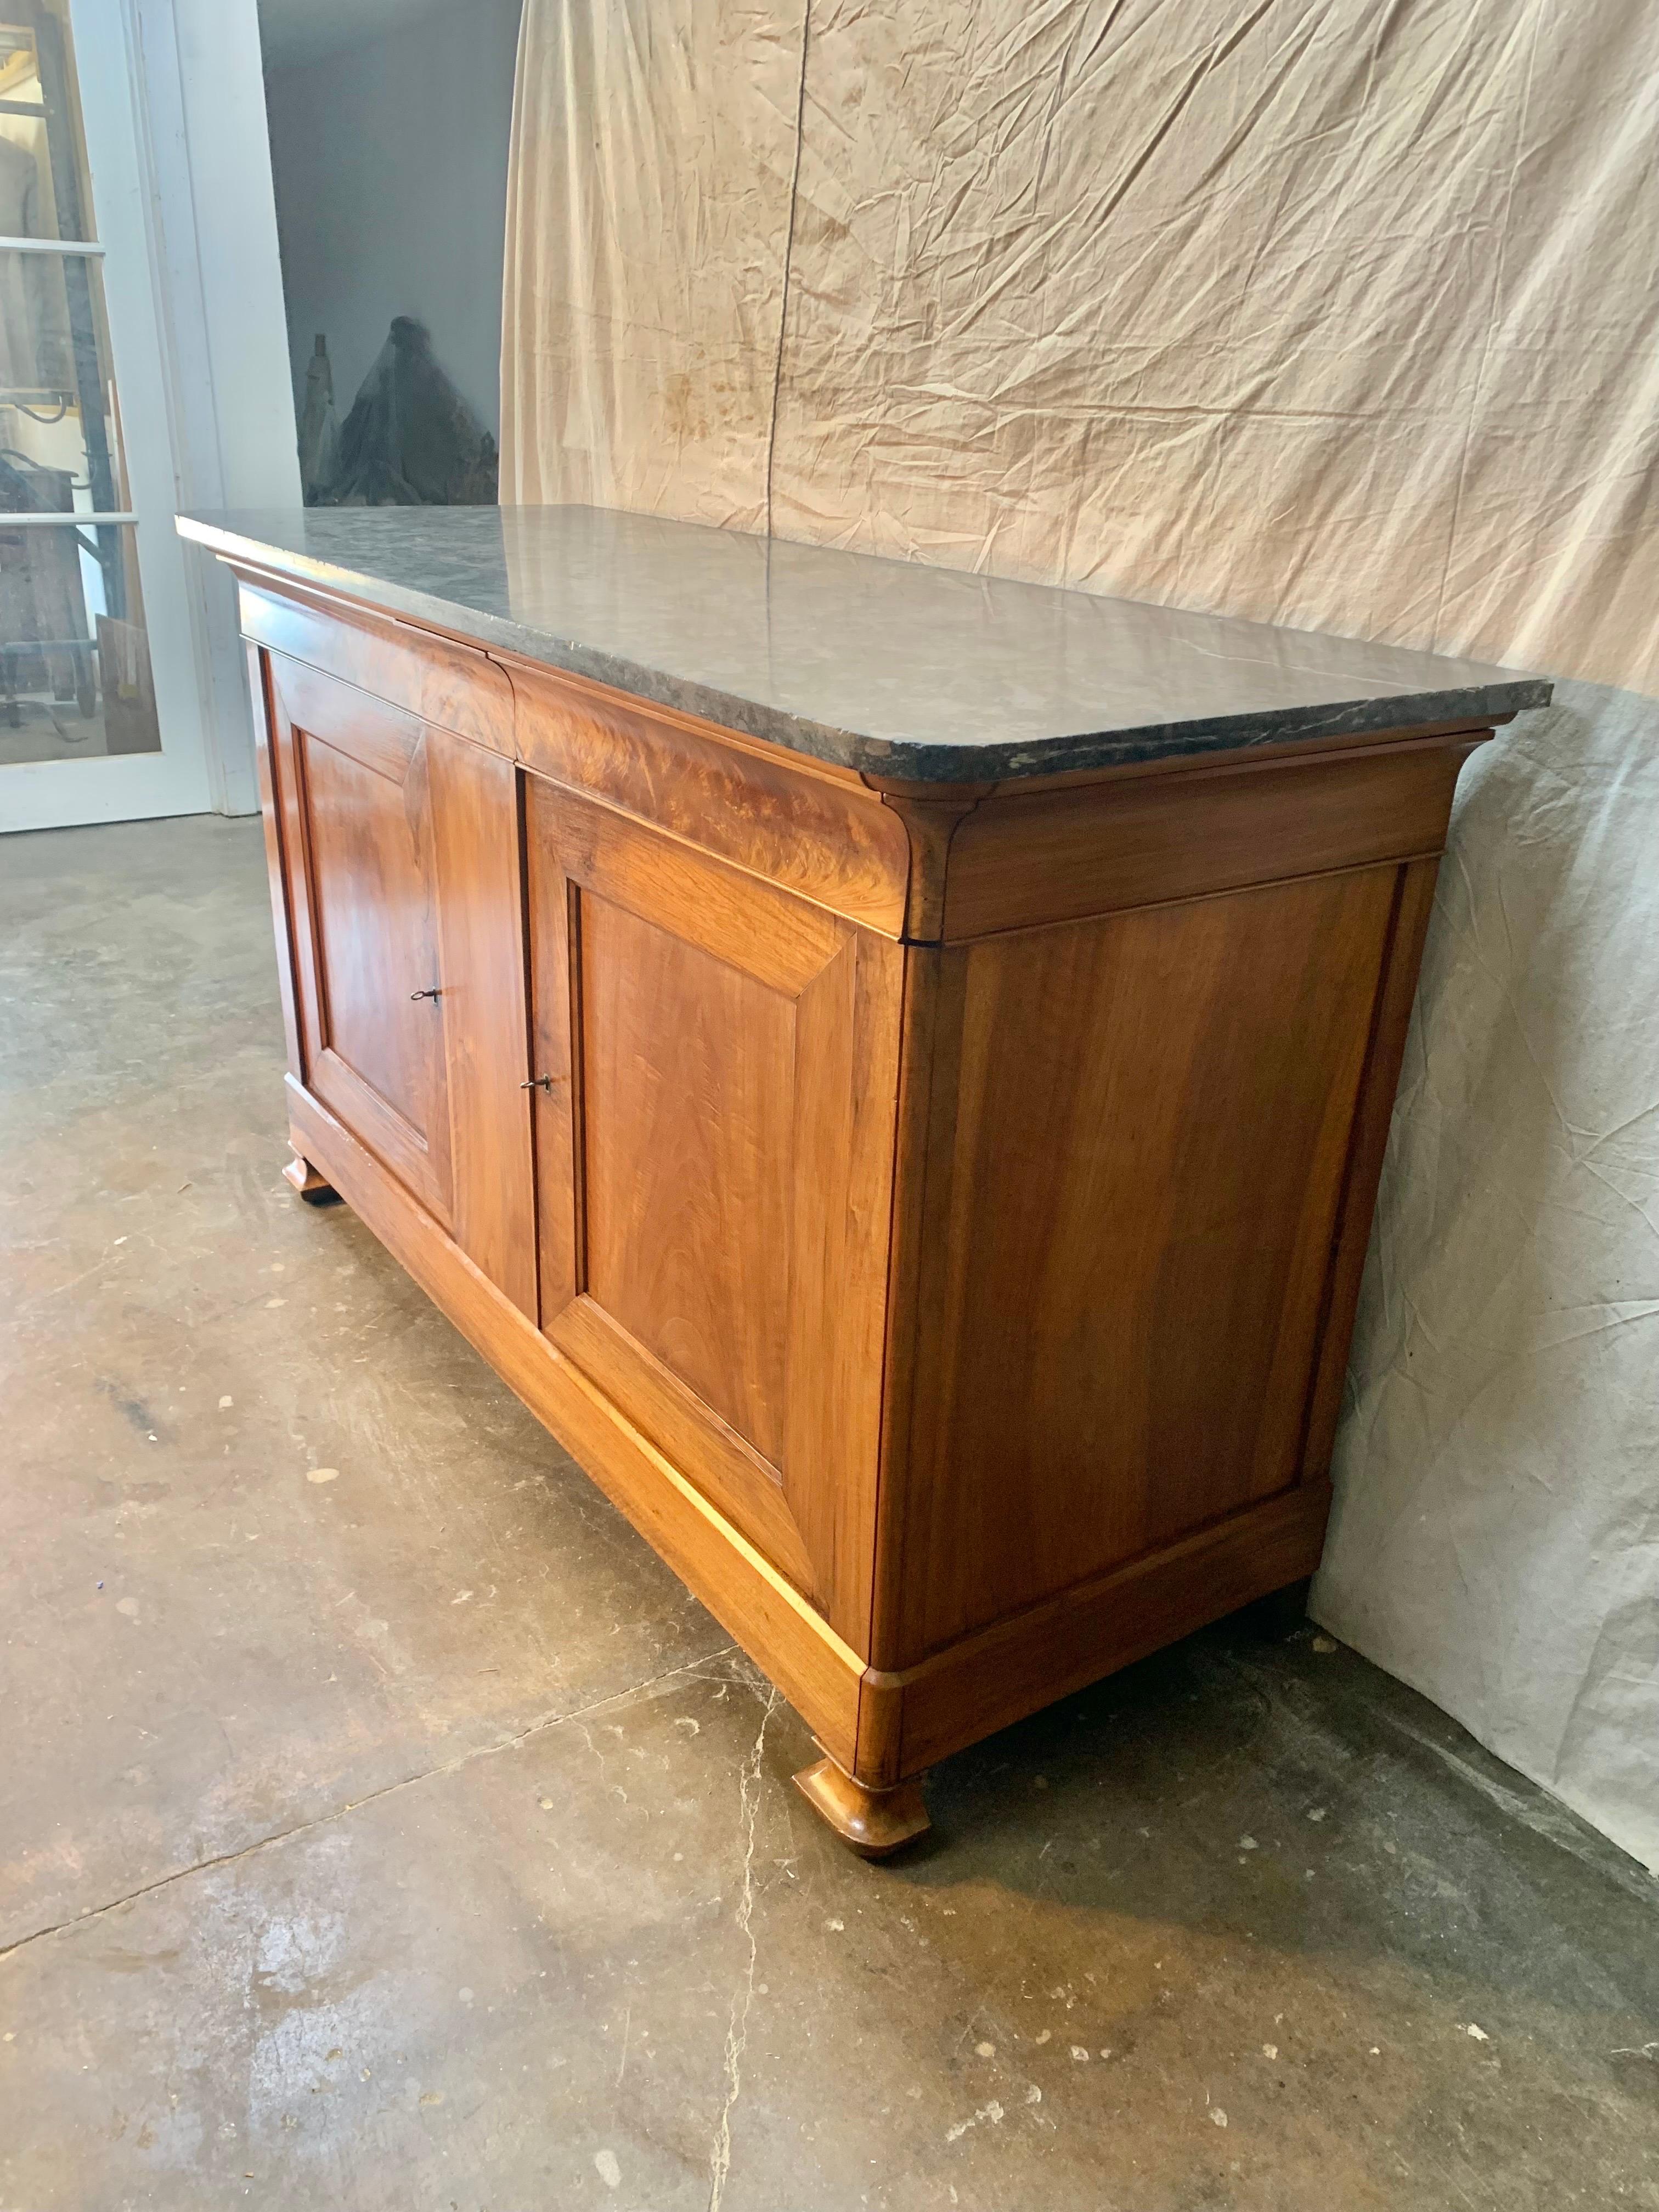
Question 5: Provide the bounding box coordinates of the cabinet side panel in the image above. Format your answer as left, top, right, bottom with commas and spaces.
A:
893, 866, 1400, 1660
427, 735, 538, 1319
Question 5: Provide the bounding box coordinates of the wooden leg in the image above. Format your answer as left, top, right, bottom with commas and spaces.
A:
281, 1150, 338, 1205
793, 1755, 930, 1859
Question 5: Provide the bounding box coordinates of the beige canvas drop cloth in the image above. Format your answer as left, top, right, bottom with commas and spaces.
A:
502, 0, 1659, 1868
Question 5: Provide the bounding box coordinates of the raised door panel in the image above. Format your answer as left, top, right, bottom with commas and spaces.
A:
524, 775, 901, 1649
582, 891, 794, 1463
268, 652, 453, 1224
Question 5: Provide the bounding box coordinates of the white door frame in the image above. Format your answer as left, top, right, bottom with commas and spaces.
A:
1, 0, 298, 835
2, 0, 211, 832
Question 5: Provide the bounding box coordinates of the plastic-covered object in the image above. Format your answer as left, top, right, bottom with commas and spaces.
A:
325, 317, 496, 507
297, 333, 338, 506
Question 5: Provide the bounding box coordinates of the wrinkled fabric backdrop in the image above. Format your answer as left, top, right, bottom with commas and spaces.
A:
501, 0, 1659, 1869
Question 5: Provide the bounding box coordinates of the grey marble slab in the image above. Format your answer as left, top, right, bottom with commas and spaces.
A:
177, 505, 1551, 781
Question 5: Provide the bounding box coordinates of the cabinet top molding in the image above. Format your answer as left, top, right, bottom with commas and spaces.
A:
179, 505, 1550, 782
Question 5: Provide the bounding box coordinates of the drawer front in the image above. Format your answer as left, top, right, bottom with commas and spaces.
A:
509, 657, 913, 937
240, 578, 514, 755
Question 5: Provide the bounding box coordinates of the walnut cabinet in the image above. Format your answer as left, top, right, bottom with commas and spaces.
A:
236, 568, 1493, 1855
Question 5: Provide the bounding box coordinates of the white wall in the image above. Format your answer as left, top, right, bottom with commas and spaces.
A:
263, 0, 523, 444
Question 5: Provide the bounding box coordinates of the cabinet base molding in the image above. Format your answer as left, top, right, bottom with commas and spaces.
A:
860, 1487, 1329, 1780
794, 1757, 932, 1858
281, 1150, 336, 1204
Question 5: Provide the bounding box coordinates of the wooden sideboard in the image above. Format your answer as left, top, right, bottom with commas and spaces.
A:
211, 529, 1525, 1855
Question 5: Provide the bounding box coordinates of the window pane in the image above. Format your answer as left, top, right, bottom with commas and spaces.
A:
1, 7, 159, 768
0, 3, 98, 245
0, 247, 127, 515
0, 520, 160, 762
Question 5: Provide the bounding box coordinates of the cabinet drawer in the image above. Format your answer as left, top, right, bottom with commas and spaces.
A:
241, 577, 514, 755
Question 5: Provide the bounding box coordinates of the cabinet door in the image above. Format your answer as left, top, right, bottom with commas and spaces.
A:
265, 650, 537, 1314
524, 776, 901, 1647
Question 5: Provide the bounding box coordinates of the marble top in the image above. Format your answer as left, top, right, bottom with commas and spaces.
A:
177, 505, 1550, 782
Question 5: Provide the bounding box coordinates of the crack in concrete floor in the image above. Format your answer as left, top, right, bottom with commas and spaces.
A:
707, 1683, 779, 2212
0, 1646, 737, 1967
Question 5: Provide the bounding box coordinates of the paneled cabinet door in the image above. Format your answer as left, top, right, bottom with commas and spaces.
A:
263, 649, 536, 1315
524, 775, 903, 1649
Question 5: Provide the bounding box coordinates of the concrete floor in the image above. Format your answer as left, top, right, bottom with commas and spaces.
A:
2, 815, 1657, 2212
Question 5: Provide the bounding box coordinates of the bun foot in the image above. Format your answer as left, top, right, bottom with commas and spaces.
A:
281, 1151, 337, 1204
793, 1756, 930, 1859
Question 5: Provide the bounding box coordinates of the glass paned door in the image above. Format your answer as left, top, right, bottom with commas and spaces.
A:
1, 0, 212, 830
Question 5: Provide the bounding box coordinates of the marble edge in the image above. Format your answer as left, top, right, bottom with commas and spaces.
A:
176, 514, 1555, 782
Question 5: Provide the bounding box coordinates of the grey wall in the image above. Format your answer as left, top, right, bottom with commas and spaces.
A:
264, 0, 523, 445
